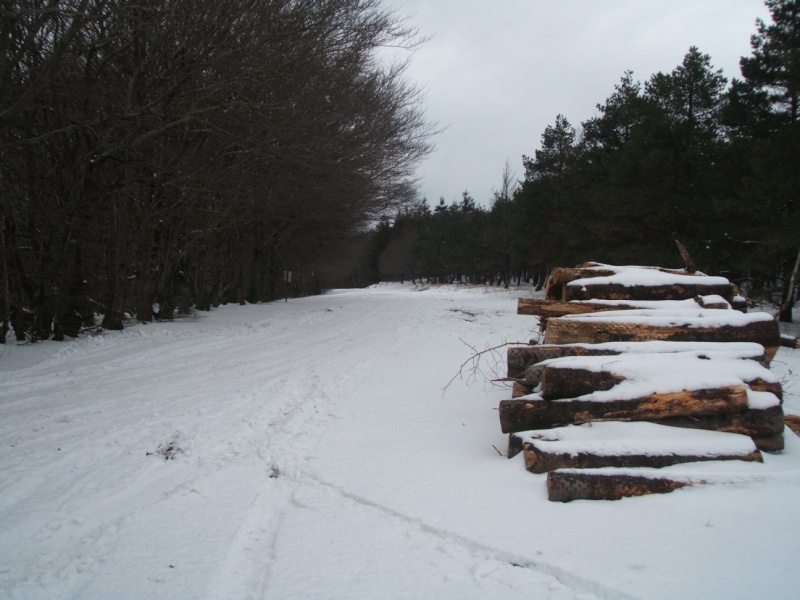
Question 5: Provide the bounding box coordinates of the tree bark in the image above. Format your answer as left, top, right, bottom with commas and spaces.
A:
515, 440, 761, 473
544, 266, 615, 300
541, 367, 624, 399
547, 470, 694, 502
776, 247, 800, 323
652, 406, 785, 449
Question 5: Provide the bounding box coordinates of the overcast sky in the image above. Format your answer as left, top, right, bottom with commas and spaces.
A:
385, 0, 773, 207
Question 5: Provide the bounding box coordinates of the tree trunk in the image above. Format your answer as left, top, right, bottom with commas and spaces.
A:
777, 248, 800, 323
0, 219, 10, 343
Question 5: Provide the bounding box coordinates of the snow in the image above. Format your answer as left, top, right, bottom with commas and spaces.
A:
567, 264, 731, 289
1, 283, 799, 600
514, 422, 758, 458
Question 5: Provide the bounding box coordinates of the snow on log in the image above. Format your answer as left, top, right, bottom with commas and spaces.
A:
561, 264, 735, 302
498, 385, 750, 434
508, 422, 763, 471
542, 309, 780, 363
547, 469, 695, 502
507, 341, 768, 381
537, 353, 782, 402
545, 264, 734, 302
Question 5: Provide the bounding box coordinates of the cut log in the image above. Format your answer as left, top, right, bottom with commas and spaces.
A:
543, 310, 780, 363
537, 353, 782, 402
498, 385, 750, 433
732, 295, 748, 312
780, 334, 800, 349
511, 381, 532, 399
547, 470, 695, 502
653, 405, 785, 451
564, 281, 735, 302
750, 433, 785, 453
508, 345, 617, 379
559, 264, 735, 303
509, 422, 762, 471
695, 294, 732, 309
545, 264, 734, 302
509, 341, 768, 382
545, 266, 616, 300
518, 298, 642, 317
540, 367, 623, 399
784, 415, 800, 434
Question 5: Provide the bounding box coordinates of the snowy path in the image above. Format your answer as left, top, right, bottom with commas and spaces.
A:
1, 285, 799, 599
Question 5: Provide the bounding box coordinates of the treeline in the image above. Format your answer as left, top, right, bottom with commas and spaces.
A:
0, 0, 432, 341
370, 0, 799, 319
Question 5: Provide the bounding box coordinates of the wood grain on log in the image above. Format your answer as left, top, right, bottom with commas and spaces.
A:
517, 298, 644, 317
498, 385, 750, 433
784, 415, 800, 434
547, 470, 693, 502
543, 317, 780, 363
511, 381, 533, 399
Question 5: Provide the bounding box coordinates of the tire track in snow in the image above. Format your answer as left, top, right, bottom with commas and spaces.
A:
0, 290, 534, 599
272, 470, 634, 600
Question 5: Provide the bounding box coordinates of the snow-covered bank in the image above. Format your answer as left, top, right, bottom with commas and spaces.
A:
1, 284, 799, 599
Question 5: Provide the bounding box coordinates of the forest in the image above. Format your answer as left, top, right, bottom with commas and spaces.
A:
0, 0, 433, 341
1, 0, 798, 343
368, 0, 799, 321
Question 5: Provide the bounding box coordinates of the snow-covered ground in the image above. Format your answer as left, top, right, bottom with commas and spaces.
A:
1, 283, 799, 600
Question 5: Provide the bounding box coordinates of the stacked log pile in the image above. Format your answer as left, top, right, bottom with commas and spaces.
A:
503, 263, 784, 502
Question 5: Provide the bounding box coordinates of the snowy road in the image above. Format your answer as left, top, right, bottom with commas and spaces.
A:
1, 284, 799, 599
